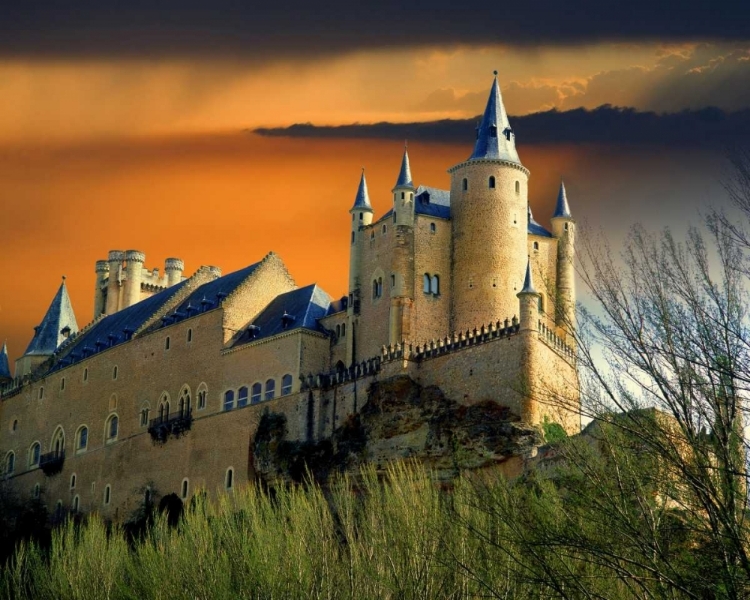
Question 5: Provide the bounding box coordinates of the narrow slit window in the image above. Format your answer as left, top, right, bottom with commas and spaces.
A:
489, 176, 496, 189
462, 178, 468, 191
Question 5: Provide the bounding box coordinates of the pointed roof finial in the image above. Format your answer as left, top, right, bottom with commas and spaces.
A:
519, 258, 538, 295
553, 179, 572, 218
0, 341, 11, 381
395, 145, 413, 188
351, 168, 373, 211
469, 72, 521, 164
23, 280, 79, 357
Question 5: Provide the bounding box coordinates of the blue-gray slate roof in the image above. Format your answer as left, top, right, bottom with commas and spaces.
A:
519, 259, 537, 294
528, 204, 553, 237
24, 279, 79, 356
234, 284, 332, 346
415, 185, 451, 219
0, 342, 11, 380
469, 73, 522, 165
394, 148, 413, 188
553, 181, 572, 218
351, 170, 372, 211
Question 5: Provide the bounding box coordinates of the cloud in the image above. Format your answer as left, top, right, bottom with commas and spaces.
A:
253, 105, 750, 146
1, 2, 749, 59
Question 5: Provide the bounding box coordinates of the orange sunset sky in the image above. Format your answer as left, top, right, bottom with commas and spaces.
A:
1, 2, 749, 368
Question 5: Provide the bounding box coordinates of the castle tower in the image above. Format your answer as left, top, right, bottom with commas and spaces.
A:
347, 170, 374, 364
449, 72, 530, 333
105, 250, 124, 315
123, 250, 146, 309
165, 258, 184, 287
0, 342, 11, 384
389, 147, 416, 343
94, 260, 109, 318
517, 259, 541, 424
550, 181, 575, 336
15, 277, 79, 377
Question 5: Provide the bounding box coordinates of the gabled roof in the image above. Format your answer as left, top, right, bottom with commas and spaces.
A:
351, 170, 372, 211
394, 147, 413, 188
233, 284, 332, 346
415, 185, 451, 219
469, 72, 522, 165
553, 180, 572, 218
24, 279, 78, 356
0, 342, 11, 380
528, 204, 553, 238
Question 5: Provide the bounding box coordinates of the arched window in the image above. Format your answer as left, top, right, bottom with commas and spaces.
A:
237, 386, 249, 408
382, 224, 387, 234
165, 336, 170, 350
106, 415, 119, 441
462, 178, 468, 191
140, 406, 150, 426
423, 273, 431, 294
430, 222, 436, 233
76, 426, 88, 451
431, 275, 440, 295
160, 396, 170, 421
401, 191, 405, 199
5, 452, 15, 476
179, 387, 191, 416
223, 390, 235, 411
251, 383, 262, 404
52, 427, 65, 457
225, 468, 234, 490
533, 241, 539, 250
104, 485, 111, 505
181, 479, 189, 500
372, 279, 378, 299
72, 495, 80, 513
281, 374, 293, 396
187, 328, 193, 343
265, 379, 276, 401
489, 176, 496, 189
359, 212, 363, 221
564, 223, 569, 231
197, 383, 208, 410
336, 324, 341, 338
515, 180, 520, 194
70, 473, 76, 489
29, 442, 41, 467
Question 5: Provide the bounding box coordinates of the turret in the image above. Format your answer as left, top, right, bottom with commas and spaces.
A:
517, 259, 540, 332
449, 72, 530, 333
165, 258, 184, 287
123, 250, 146, 309
392, 146, 415, 227
389, 147, 416, 343
105, 250, 124, 315
550, 181, 575, 335
94, 260, 109, 318
0, 342, 12, 384
346, 169, 374, 364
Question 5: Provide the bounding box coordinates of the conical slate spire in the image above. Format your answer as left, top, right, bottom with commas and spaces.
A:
351, 169, 372, 211
553, 180, 572, 218
23, 277, 79, 356
0, 342, 11, 381
519, 259, 537, 295
469, 72, 521, 164
394, 146, 413, 188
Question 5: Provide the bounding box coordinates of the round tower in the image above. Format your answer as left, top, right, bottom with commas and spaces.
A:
165, 258, 184, 287
450, 73, 530, 333
389, 147, 416, 343
550, 180, 576, 336
347, 170, 374, 364
123, 250, 145, 308
517, 259, 541, 425
105, 250, 124, 315
94, 260, 109, 318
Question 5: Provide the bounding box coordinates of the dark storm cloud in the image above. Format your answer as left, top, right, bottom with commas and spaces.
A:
253, 106, 750, 146
1, 1, 749, 58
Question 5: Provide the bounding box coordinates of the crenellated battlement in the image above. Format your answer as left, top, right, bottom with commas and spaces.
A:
538, 320, 576, 360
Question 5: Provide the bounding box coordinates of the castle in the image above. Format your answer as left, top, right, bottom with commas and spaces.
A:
0, 74, 580, 520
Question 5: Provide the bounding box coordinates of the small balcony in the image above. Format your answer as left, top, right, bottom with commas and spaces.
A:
39, 450, 65, 476
148, 408, 193, 443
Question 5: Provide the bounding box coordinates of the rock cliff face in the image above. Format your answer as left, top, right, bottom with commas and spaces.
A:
252, 375, 540, 485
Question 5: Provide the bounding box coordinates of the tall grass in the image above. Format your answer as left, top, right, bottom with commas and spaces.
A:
0, 462, 637, 599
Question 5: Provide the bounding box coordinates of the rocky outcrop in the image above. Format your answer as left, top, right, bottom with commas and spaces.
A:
252, 375, 540, 486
